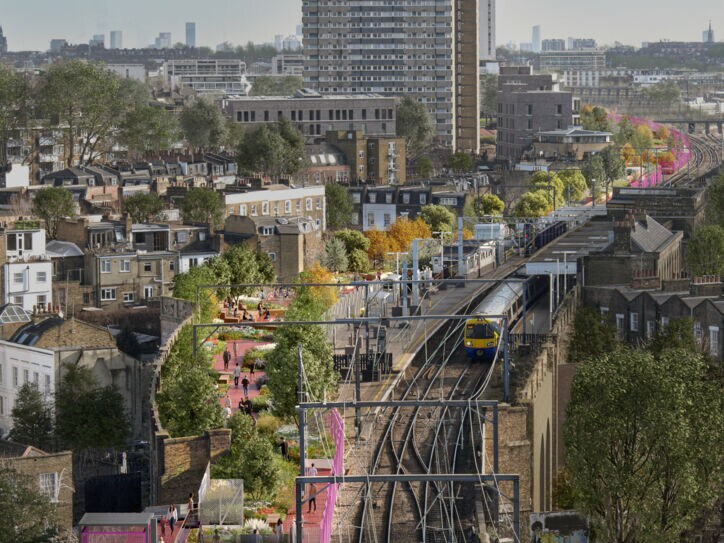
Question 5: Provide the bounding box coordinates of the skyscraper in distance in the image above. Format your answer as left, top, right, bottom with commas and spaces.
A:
110, 30, 123, 49
479, 0, 496, 61
0, 26, 7, 56
186, 22, 196, 47
532, 25, 541, 53
702, 21, 715, 43
302, 0, 480, 153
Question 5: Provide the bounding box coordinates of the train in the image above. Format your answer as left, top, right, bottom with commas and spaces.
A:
464, 275, 546, 360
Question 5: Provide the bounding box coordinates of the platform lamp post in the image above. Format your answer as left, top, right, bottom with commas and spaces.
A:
386, 251, 408, 276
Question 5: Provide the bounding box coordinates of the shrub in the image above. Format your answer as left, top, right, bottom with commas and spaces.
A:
258, 384, 269, 396
252, 395, 270, 412
256, 413, 283, 436
242, 518, 273, 534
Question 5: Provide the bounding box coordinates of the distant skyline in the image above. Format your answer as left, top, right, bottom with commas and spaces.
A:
0, 0, 721, 51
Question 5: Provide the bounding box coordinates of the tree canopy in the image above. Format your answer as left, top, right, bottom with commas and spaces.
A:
705, 171, 724, 228
686, 225, 724, 277
236, 118, 306, 179
0, 66, 29, 136
118, 104, 178, 158
564, 348, 723, 543
513, 190, 550, 218
557, 169, 588, 203
325, 183, 353, 229
55, 363, 130, 451
420, 204, 456, 233
0, 466, 58, 543
579, 105, 610, 132
180, 98, 226, 151
179, 187, 224, 231
415, 155, 433, 178
32, 186, 75, 239
396, 96, 433, 156
9, 382, 54, 451
448, 152, 473, 173
567, 306, 617, 363
581, 155, 605, 200
123, 192, 165, 223
323, 237, 348, 272
223, 243, 276, 297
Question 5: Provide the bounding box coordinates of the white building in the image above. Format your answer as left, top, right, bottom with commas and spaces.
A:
164, 59, 251, 95
0, 338, 54, 437
3, 228, 53, 312
107, 64, 146, 82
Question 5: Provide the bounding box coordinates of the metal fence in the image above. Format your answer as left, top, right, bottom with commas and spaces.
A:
198, 464, 245, 526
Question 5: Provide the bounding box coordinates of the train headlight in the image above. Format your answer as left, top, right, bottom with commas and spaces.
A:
487, 341, 495, 347
465, 341, 472, 346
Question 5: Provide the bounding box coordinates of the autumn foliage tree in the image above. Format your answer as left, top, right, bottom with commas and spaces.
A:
387, 217, 431, 251
365, 230, 391, 267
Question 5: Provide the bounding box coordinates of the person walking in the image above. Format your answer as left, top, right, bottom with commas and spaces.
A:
249, 360, 256, 377
279, 438, 289, 461
241, 375, 249, 397
224, 394, 231, 410
275, 518, 284, 542
307, 483, 317, 513
307, 463, 318, 477
233, 363, 241, 388
166, 504, 178, 533
222, 349, 231, 371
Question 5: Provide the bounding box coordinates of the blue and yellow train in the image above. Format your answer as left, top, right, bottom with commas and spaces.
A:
464, 277, 544, 360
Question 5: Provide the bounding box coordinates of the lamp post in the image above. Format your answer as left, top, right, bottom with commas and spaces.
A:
432, 231, 452, 276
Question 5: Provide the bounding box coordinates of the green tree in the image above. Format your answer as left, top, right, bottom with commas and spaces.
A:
173, 264, 219, 321
530, 171, 565, 208
465, 193, 504, 217
325, 183, 353, 229
265, 296, 338, 423
581, 155, 605, 200
180, 187, 224, 231
614, 116, 634, 146
55, 364, 130, 451
579, 105, 610, 132
236, 119, 306, 178
415, 155, 433, 178
705, 171, 724, 228
630, 124, 654, 152
567, 306, 617, 363
249, 75, 303, 96
212, 413, 280, 500
118, 104, 178, 158
123, 192, 165, 223
323, 237, 348, 272
180, 98, 226, 151
0, 66, 29, 137
643, 80, 681, 111
420, 204, 456, 233
41, 61, 144, 166
9, 382, 54, 451
557, 169, 588, 203
686, 225, 724, 277
0, 466, 58, 542
513, 190, 549, 218
334, 229, 371, 255
348, 248, 370, 273
649, 318, 700, 357
223, 244, 270, 298
32, 186, 75, 239
564, 348, 723, 543
448, 152, 473, 173
480, 74, 498, 121
600, 144, 626, 188
396, 96, 433, 156
255, 250, 276, 284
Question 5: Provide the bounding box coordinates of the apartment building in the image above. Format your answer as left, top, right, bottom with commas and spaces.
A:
164, 59, 251, 95
2, 227, 53, 313
222, 90, 397, 139
223, 185, 326, 231
302, 0, 480, 153
538, 50, 606, 73
326, 131, 406, 185
496, 66, 575, 165
271, 54, 305, 76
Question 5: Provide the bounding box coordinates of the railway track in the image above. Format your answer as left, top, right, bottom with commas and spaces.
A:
666, 132, 722, 187
355, 282, 506, 543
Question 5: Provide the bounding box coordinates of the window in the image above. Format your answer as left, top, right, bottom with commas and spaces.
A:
385, 193, 393, 203
352, 193, 361, 203
251, 204, 258, 216
262, 201, 269, 215
615, 314, 624, 340
402, 193, 410, 204
384, 213, 392, 227
188, 257, 199, 269
369, 193, 377, 204
283, 200, 291, 214
556, 104, 563, 115
12, 367, 18, 387
100, 260, 112, 273
169, 261, 175, 271
316, 198, 322, 210
709, 326, 719, 356
36, 271, 47, 282
630, 312, 639, 332
268, 252, 277, 262
661, 316, 669, 329
367, 213, 375, 226
306, 198, 312, 211
143, 262, 152, 273
420, 194, 427, 205
527, 104, 533, 115
176, 231, 188, 243
351, 213, 359, 226
199, 231, 206, 241
39, 473, 59, 502
37, 295, 47, 307
45, 375, 51, 394
101, 288, 116, 301
240, 204, 247, 216
123, 292, 134, 303
261, 227, 274, 236
694, 321, 702, 343
0, 396, 3, 415
646, 320, 655, 339
440, 197, 457, 206
120, 260, 131, 272
23, 369, 29, 384
33, 372, 39, 384
13, 296, 23, 306
144, 286, 154, 299
13, 272, 23, 283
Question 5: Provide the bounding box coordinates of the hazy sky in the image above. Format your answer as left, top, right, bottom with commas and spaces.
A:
0, 0, 721, 51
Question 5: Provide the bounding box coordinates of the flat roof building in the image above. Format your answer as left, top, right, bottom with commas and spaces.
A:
164, 58, 250, 95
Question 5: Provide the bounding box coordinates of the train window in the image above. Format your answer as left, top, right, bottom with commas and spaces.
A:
466, 323, 492, 339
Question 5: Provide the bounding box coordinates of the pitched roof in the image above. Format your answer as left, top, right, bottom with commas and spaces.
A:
10, 317, 117, 349
631, 216, 679, 253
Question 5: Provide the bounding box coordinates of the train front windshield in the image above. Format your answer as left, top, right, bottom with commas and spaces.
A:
466, 323, 494, 339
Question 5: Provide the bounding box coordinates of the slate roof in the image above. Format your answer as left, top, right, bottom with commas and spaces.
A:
631, 216, 679, 253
